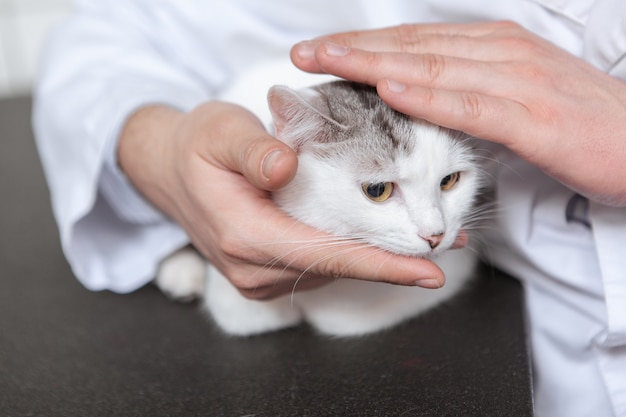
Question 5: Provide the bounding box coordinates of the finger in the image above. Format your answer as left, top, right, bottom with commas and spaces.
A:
215, 221, 446, 300
290, 41, 327, 73
376, 79, 528, 150
320, 26, 509, 59
317, 21, 509, 47
310, 44, 504, 92
291, 21, 520, 72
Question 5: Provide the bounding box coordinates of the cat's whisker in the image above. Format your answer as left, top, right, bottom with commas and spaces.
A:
294, 242, 392, 289
473, 151, 523, 181
286, 238, 373, 277
288, 243, 386, 289
265, 237, 367, 267
247, 235, 361, 249
243, 235, 372, 292
464, 213, 500, 227
462, 222, 500, 238
465, 234, 495, 262
289, 239, 380, 302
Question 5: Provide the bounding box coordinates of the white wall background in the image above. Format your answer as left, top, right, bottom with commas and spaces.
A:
0, 0, 73, 98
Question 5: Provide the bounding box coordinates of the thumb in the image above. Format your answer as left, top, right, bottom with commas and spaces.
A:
239, 133, 299, 191
209, 102, 299, 191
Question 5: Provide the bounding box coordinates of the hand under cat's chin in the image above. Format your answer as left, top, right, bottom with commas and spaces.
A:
158, 80, 484, 337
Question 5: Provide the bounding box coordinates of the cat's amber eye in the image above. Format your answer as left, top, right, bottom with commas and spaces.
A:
440, 172, 461, 191
362, 182, 394, 202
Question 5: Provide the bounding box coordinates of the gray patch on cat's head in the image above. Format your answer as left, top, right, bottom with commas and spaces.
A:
310, 82, 415, 165
271, 81, 468, 179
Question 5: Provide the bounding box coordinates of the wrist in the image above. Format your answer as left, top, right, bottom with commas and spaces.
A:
118, 105, 186, 219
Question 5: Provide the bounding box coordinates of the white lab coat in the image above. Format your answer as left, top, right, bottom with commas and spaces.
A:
33, 1, 626, 416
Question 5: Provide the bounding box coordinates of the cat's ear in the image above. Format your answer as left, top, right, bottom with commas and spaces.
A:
267, 85, 346, 151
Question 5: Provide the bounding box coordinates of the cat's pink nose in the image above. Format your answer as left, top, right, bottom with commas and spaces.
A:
421, 233, 444, 249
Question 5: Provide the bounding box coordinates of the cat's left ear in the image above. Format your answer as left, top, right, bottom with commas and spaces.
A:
267, 85, 346, 151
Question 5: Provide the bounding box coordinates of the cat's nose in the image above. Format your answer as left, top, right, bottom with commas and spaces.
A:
420, 233, 445, 249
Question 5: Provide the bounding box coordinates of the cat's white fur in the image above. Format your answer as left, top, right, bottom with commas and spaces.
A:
155, 59, 481, 336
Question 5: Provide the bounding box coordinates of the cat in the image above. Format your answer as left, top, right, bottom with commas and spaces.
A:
156, 69, 485, 337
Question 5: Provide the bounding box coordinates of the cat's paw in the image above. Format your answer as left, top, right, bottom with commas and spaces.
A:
155, 246, 206, 302
204, 266, 303, 336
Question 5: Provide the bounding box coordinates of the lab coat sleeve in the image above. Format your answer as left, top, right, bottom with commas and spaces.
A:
32, 1, 225, 292
32, 0, 371, 293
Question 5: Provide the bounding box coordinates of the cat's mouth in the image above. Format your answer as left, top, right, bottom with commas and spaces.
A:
370, 240, 446, 259
367, 229, 467, 259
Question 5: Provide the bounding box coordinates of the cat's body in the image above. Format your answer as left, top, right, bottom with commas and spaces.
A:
156, 64, 485, 337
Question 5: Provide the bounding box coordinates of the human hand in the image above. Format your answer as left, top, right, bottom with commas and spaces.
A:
292, 21, 626, 206
118, 102, 447, 299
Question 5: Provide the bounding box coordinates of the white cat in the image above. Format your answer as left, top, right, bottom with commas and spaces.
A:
156, 63, 485, 337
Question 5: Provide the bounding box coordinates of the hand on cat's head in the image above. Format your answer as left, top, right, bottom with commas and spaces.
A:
291, 22, 626, 206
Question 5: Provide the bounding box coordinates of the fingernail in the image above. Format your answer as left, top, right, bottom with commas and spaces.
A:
295, 41, 318, 60
416, 278, 443, 289
324, 42, 350, 57
386, 79, 406, 93
262, 150, 284, 181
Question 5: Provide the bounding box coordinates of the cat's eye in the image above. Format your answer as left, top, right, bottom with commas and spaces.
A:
362, 182, 394, 202
440, 172, 460, 191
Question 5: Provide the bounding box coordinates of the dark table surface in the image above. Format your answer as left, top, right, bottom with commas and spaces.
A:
0, 96, 533, 416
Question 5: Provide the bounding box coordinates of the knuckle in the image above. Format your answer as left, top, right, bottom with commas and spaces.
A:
499, 20, 522, 30
227, 271, 260, 297
238, 287, 266, 300
240, 135, 265, 170
212, 215, 268, 262
510, 60, 551, 86
489, 20, 524, 35
417, 86, 437, 109
226, 268, 282, 301
460, 92, 484, 120
217, 232, 255, 264
393, 23, 416, 41
214, 237, 276, 299
494, 34, 545, 60
362, 50, 384, 73
315, 256, 348, 280
487, 21, 546, 57
509, 37, 540, 55
217, 258, 263, 291
418, 54, 447, 85
392, 24, 423, 52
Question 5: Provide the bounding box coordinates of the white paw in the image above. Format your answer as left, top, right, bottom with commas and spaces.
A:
155, 247, 206, 302
203, 266, 303, 336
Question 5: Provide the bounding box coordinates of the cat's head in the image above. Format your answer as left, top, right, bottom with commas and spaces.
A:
268, 81, 481, 258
